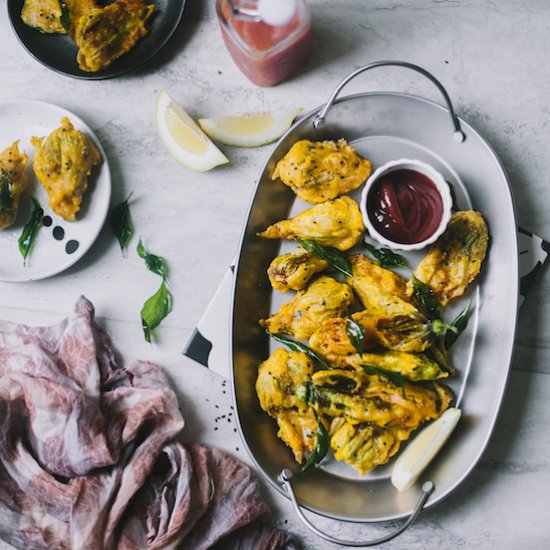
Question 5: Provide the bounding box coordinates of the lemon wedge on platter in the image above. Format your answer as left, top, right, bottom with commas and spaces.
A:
391, 407, 462, 492
156, 90, 229, 172
198, 108, 302, 147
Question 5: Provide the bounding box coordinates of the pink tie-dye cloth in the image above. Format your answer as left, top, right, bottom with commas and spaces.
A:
0, 297, 293, 549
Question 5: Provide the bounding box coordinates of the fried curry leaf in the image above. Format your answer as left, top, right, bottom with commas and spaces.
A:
137, 239, 169, 279
0, 170, 14, 213
59, 1, 71, 32
362, 364, 406, 392
270, 333, 329, 370
298, 239, 353, 278
110, 193, 134, 254
363, 243, 408, 269
445, 298, 475, 348
412, 275, 441, 320
446, 180, 460, 212
300, 412, 329, 473
18, 198, 44, 263
137, 240, 172, 342
345, 317, 366, 354
141, 280, 173, 343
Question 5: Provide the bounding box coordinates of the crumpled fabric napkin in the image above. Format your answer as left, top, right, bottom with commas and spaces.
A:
0, 297, 293, 550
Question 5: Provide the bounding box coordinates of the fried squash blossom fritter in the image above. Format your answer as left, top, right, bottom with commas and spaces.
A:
258, 196, 365, 252
271, 139, 372, 204
0, 142, 29, 231
75, 0, 155, 72
31, 117, 101, 221
21, 0, 155, 72
407, 211, 489, 306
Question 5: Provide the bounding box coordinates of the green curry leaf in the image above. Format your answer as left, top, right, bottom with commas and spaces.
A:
345, 317, 365, 354
363, 243, 408, 269
298, 239, 353, 278
300, 412, 329, 473
141, 280, 173, 343
137, 240, 172, 342
270, 333, 329, 370
18, 198, 44, 263
110, 193, 134, 255
445, 298, 475, 348
137, 239, 169, 279
446, 180, 460, 212
412, 275, 441, 320
59, 1, 71, 33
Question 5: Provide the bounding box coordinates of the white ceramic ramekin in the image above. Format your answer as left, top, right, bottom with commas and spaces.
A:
360, 158, 453, 251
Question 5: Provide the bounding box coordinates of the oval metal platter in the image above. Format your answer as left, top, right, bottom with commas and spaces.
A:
231, 91, 519, 522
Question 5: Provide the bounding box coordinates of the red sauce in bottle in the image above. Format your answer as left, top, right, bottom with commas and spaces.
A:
216, 0, 311, 87
368, 169, 444, 244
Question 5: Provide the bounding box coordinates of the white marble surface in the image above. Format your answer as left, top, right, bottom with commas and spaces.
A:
0, 0, 549, 548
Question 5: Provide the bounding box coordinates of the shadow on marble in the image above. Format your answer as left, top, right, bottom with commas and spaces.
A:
134, 0, 205, 80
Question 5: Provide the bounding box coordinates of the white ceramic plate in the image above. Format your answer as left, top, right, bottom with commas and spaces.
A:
0, 99, 111, 282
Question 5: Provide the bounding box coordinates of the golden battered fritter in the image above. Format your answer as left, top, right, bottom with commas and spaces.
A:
352, 308, 432, 353
310, 368, 453, 430
267, 246, 328, 293
271, 139, 372, 203
31, 117, 101, 221
258, 196, 365, 251
308, 317, 379, 358
408, 211, 489, 306
332, 350, 449, 382
256, 348, 317, 463
260, 275, 354, 340
0, 142, 29, 231
75, 0, 155, 72
329, 418, 410, 475
347, 253, 410, 308
21, 0, 67, 33
21, 0, 98, 35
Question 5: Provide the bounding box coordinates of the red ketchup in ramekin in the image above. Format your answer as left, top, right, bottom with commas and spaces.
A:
368, 169, 444, 245
360, 159, 452, 251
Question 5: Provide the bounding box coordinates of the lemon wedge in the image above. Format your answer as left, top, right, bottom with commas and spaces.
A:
198, 108, 302, 147
391, 408, 462, 492
156, 90, 229, 172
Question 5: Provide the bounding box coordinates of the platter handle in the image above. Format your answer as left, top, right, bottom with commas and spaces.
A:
278, 468, 434, 547
313, 60, 465, 143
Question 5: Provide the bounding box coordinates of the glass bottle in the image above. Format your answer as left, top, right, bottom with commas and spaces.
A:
216, 0, 312, 87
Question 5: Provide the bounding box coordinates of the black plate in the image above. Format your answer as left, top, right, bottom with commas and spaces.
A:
7, 0, 186, 79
